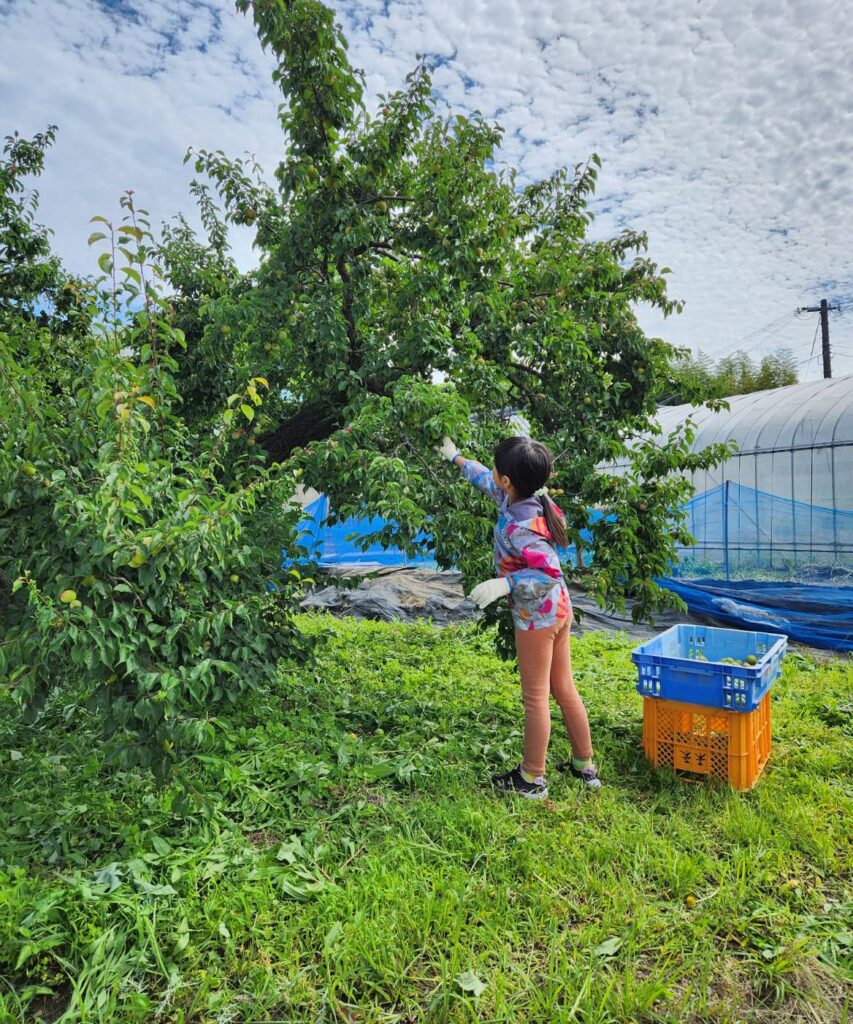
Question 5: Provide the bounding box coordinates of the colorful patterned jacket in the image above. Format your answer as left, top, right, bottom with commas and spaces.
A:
459, 458, 571, 631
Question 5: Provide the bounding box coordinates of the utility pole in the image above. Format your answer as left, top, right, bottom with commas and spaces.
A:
797, 299, 841, 378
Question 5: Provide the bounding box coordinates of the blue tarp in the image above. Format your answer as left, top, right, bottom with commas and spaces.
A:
294, 497, 603, 567
296, 496, 434, 567
656, 577, 853, 652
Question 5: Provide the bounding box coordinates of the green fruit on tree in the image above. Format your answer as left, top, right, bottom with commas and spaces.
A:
229, 574, 240, 583
22, 463, 36, 477
69, 600, 82, 609
59, 589, 77, 604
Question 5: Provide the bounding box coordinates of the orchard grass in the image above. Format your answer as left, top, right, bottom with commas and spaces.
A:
0, 616, 850, 1023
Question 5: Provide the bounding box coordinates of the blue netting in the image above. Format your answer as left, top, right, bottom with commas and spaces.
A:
674, 482, 853, 575
665, 482, 853, 651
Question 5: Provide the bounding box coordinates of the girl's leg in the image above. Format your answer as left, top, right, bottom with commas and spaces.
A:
514, 625, 557, 777
549, 620, 593, 761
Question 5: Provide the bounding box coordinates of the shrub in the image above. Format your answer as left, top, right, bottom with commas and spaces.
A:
0, 192, 305, 766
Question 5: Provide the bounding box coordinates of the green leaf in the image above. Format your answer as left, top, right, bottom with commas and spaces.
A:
87, 231, 107, 246
362, 761, 398, 780
593, 936, 623, 957
455, 971, 486, 997
137, 880, 177, 896
175, 917, 190, 953
93, 863, 124, 892
241, 404, 255, 422
324, 921, 343, 951
151, 835, 171, 856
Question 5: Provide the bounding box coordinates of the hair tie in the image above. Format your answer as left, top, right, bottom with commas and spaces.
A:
535, 486, 549, 498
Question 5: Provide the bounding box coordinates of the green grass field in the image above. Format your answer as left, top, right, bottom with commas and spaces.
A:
1, 616, 851, 1023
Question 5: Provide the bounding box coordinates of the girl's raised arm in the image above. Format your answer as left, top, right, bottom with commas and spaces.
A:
436, 437, 503, 506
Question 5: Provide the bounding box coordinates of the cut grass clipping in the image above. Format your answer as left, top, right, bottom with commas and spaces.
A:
0, 615, 851, 1023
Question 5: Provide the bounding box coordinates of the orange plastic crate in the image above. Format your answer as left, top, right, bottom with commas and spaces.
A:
642, 692, 771, 790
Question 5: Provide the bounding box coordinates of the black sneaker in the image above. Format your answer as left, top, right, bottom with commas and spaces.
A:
491, 766, 548, 800
557, 760, 602, 790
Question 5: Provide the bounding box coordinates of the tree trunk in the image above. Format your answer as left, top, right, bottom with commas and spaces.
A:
259, 394, 345, 463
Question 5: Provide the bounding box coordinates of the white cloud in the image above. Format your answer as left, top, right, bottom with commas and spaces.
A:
2, 0, 852, 377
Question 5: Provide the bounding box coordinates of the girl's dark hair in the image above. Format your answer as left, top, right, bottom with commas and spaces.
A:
494, 436, 568, 549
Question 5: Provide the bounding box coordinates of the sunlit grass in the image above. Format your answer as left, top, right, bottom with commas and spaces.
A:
1, 616, 850, 1022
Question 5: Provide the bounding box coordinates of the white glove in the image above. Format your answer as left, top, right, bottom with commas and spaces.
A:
469, 577, 511, 609
437, 436, 460, 462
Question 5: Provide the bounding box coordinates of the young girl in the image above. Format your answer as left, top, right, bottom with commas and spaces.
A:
438, 435, 601, 799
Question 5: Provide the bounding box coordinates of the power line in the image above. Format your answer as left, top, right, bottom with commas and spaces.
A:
800, 320, 822, 379
713, 309, 799, 360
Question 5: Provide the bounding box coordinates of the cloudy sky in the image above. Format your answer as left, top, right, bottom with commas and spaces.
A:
3, 0, 852, 377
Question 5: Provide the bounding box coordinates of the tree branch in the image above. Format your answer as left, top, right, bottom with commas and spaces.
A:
336, 257, 360, 373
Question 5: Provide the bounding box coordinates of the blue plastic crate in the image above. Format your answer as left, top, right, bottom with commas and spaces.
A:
631, 624, 787, 711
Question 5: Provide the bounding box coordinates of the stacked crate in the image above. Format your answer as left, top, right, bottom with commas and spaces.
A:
631, 625, 787, 790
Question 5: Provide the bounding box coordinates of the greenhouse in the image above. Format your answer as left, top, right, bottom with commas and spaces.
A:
645, 375, 853, 574
641, 375, 853, 650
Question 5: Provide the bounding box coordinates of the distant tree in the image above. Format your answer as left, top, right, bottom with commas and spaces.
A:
662, 347, 798, 404
752, 349, 799, 392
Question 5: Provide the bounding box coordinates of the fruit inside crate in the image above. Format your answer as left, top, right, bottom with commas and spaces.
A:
632, 624, 787, 711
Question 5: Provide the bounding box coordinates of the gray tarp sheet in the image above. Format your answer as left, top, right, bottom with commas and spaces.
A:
302, 566, 720, 640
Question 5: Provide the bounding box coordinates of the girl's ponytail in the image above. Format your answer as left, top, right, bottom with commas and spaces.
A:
493, 437, 569, 549
540, 493, 569, 550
